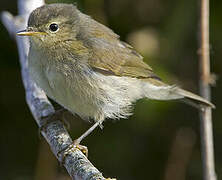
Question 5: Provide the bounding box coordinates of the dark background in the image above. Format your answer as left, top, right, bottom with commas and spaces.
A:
0, 0, 221, 180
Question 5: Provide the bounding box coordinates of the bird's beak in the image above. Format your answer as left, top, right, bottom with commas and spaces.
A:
17, 29, 47, 36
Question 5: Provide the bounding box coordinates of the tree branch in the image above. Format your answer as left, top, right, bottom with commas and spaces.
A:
199, 0, 217, 179
1, 0, 110, 179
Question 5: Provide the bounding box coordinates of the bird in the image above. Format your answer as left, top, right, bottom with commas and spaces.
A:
17, 3, 214, 147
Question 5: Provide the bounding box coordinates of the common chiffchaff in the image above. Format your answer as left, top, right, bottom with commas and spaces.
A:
17, 3, 214, 144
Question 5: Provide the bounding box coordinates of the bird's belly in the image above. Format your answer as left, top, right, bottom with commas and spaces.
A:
29, 65, 99, 120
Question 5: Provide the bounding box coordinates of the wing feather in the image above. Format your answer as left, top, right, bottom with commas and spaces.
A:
74, 15, 161, 80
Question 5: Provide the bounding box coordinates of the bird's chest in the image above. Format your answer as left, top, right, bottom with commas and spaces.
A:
28, 48, 100, 119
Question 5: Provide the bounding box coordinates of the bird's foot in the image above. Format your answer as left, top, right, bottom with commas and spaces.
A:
58, 139, 88, 165
72, 139, 88, 157
57, 120, 103, 165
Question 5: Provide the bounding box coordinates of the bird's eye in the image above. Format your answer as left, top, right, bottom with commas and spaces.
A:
49, 23, 59, 32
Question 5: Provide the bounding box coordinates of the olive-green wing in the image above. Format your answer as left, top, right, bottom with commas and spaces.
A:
75, 16, 161, 80
84, 32, 160, 80
90, 39, 161, 80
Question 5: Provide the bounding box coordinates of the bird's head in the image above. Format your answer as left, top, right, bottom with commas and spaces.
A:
17, 3, 80, 48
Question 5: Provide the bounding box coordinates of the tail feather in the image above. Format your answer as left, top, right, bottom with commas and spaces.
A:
174, 88, 215, 109
143, 81, 215, 109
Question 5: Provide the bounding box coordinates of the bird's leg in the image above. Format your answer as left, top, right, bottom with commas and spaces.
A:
74, 119, 103, 145
59, 119, 103, 163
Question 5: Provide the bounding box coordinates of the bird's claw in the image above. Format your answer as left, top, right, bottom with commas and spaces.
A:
58, 140, 88, 165
75, 144, 88, 157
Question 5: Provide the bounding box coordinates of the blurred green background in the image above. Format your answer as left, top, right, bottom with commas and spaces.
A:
0, 0, 221, 179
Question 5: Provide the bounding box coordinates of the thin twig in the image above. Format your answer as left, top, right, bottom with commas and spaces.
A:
199, 0, 217, 179
1, 0, 109, 179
